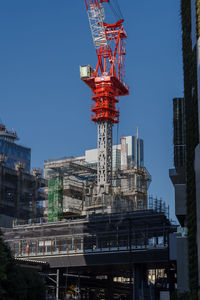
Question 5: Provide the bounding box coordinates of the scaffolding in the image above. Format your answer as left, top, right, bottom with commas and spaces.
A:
44, 153, 153, 220
48, 177, 63, 222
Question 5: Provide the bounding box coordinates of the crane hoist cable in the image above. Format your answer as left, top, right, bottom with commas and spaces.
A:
112, 0, 124, 19
108, 1, 121, 20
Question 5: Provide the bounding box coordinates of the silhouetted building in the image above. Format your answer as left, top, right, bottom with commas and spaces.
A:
170, 97, 187, 292
170, 1, 200, 297
0, 123, 46, 227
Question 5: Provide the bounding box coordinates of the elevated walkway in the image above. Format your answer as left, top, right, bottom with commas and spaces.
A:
4, 210, 176, 270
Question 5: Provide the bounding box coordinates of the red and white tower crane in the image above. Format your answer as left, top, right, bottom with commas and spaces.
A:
80, 0, 129, 194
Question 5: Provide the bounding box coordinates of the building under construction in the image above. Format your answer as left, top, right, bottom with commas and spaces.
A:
0, 123, 46, 227
43, 134, 152, 222
2, 131, 176, 299
2, 1, 178, 299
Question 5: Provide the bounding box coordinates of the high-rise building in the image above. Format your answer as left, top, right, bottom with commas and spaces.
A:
123, 135, 144, 169
170, 1, 200, 297
170, 97, 188, 292
85, 134, 144, 170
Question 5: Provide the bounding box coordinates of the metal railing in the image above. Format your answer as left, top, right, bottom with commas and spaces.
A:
12, 235, 168, 258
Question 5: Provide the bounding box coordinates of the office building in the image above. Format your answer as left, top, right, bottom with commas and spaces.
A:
0, 123, 31, 172
170, 1, 200, 297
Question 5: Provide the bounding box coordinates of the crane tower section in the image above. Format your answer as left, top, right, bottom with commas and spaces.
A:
81, 0, 129, 193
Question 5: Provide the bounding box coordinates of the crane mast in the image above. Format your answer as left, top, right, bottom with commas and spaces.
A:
81, 0, 129, 195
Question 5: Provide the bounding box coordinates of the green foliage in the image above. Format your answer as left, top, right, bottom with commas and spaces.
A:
197, 0, 200, 38
4, 266, 46, 300
0, 230, 45, 300
0, 232, 15, 299
171, 289, 200, 300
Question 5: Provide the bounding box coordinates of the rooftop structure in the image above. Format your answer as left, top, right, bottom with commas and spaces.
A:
0, 123, 18, 142
0, 123, 31, 172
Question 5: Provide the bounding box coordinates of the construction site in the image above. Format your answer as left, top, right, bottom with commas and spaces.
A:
43, 134, 152, 222
2, 1, 178, 299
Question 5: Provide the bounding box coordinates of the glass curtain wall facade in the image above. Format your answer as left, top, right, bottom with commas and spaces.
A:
124, 136, 144, 168
0, 140, 31, 171
0, 123, 31, 172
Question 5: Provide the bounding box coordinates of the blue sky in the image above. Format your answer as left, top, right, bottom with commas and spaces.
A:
0, 0, 183, 219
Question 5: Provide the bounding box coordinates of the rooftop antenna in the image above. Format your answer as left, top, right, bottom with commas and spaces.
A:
136, 126, 139, 139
